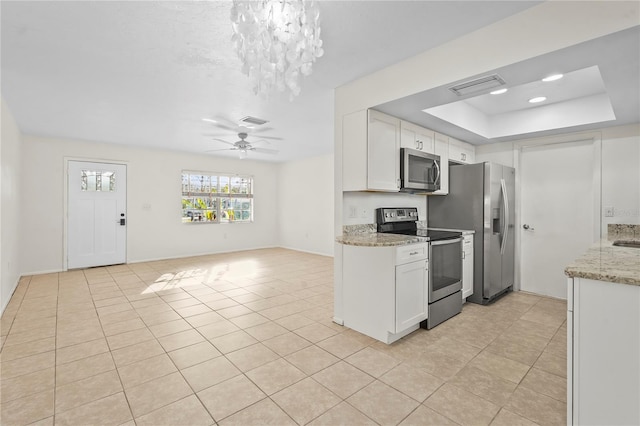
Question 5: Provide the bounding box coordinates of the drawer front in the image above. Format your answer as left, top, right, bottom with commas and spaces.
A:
396, 244, 427, 264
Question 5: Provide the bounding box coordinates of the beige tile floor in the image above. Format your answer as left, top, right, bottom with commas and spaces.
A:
0, 248, 567, 425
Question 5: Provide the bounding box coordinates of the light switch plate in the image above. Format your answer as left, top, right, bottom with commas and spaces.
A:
604, 206, 614, 217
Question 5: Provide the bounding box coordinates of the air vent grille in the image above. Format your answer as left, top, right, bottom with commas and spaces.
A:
239, 116, 269, 126
449, 74, 506, 96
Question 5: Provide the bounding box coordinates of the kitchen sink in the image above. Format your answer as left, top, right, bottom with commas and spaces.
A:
612, 240, 640, 248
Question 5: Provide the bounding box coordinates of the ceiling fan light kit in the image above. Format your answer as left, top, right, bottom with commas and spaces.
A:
230, 0, 324, 100
207, 132, 280, 159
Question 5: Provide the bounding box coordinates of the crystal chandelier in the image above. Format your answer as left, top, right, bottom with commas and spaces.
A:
230, 0, 324, 100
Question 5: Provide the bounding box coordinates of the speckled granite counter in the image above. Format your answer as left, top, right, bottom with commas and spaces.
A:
336, 224, 422, 247
565, 224, 640, 286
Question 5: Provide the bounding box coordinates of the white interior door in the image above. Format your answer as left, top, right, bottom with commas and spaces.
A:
520, 140, 597, 299
68, 161, 127, 269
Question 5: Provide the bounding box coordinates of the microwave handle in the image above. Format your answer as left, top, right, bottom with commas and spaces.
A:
433, 159, 441, 186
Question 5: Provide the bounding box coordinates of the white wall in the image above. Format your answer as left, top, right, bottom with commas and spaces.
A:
20, 135, 280, 274
342, 192, 427, 226
277, 154, 334, 256
1, 98, 22, 312
601, 125, 640, 231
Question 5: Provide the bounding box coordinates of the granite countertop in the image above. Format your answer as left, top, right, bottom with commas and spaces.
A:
564, 225, 640, 286
336, 224, 422, 247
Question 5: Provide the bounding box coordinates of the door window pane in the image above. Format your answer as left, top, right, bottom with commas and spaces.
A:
81, 170, 115, 192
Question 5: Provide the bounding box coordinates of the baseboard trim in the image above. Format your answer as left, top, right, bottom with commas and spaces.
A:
278, 246, 334, 258
1, 275, 21, 316
127, 245, 283, 264
17, 268, 63, 277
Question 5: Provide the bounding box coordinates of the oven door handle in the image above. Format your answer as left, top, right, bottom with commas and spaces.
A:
429, 237, 462, 246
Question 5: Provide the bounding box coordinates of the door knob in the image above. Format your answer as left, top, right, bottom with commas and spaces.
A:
523, 224, 535, 230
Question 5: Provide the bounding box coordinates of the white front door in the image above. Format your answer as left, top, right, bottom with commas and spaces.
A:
520, 139, 597, 299
68, 161, 127, 269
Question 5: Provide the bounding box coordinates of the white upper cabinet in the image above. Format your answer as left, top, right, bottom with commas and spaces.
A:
343, 109, 400, 192
432, 132, 449, 195
400, 120, 435, 153
448, 137, 476, 164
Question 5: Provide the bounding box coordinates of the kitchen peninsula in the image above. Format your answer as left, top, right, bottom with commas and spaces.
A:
564, 224, 640, 425
337, 224, 429, 344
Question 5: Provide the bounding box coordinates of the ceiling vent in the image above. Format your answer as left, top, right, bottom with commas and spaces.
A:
448, 74, 506, 96
239, 116, 269, 126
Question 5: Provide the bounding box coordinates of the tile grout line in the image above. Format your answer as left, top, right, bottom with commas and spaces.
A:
103, 268, 139, 424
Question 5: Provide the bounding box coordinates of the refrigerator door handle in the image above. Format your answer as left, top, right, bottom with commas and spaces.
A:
500, 178, 509, 255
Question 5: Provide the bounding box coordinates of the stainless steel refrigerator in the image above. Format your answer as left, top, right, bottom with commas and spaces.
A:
429, 162, 515, 305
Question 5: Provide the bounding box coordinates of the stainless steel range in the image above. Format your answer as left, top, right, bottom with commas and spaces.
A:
376, 207, 463, 329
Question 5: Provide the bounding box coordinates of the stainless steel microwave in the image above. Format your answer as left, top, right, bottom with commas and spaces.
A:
400, 148, 441, 192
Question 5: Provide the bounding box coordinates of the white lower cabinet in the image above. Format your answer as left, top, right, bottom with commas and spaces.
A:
462, 234, 474, 299
342, 243, 428, 344
395, 260, 428, 333
567, 277, 640, 425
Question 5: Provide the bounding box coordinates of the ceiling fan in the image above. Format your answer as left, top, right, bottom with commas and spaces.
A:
206, 132, 279, 159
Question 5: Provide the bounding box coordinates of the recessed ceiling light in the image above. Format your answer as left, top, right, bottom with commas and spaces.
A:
490, 88, 508, 95
529, 97, 547, 103
542, 74, 563, 82
201, 118, 217, 123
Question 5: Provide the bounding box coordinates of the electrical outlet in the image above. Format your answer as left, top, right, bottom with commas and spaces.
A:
349, 206, 357, 218
360, 208, 368, 218
604, 206, 614, 217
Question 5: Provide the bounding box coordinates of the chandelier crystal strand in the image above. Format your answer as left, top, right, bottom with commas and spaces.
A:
230, 0, 324, 100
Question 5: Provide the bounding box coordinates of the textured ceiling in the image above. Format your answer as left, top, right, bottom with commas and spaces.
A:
1, 0, 541, 162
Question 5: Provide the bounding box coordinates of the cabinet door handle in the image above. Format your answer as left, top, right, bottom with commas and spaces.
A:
461, 153, 466, 161
409, 251, 419, 256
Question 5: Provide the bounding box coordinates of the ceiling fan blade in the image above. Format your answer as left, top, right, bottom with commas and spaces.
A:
252, 147, 279, 155
206, 122, 239, 132
211, 138, 236, 146
246, 126, 274, 133
205, 148, 237, 152
256, 135, 283, 140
